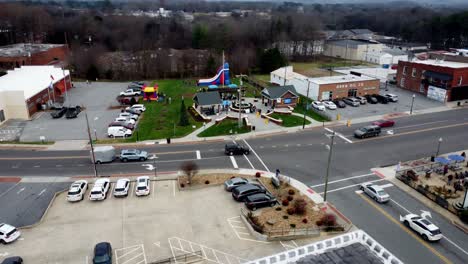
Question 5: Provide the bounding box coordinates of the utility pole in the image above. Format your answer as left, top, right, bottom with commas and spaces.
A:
85, 112, 98, 177
302, 80, 310, 129
283, 66, 287, 86
323, 132, 336, 202
435, 137, 443, 157
410, 94, 415, 114
236, 74, 248, 128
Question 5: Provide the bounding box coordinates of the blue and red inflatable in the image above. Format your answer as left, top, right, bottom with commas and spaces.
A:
197, 63, 230, 86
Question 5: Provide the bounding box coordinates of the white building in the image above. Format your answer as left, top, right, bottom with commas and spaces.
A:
324, 40, 384, 62
0, 66, 70, 125
365, 48, 408, 65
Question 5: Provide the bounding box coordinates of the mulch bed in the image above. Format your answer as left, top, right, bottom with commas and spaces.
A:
178, 173, 253, 188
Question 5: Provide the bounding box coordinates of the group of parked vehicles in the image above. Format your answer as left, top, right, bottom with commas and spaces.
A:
312, 93, 399, 111
117, 81, 145, 105
50, 105, 82, 119
107, 104, 146, 138
224, 177, 278, 211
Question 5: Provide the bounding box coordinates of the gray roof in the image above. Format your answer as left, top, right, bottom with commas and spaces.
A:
350, 29, 373, 35
328, 39, 380, 48
297, 243, 383, 264
262, 85, 298, 99
193, 91, 221, 106
383, 48, 407, 56
0, 43, 65, 57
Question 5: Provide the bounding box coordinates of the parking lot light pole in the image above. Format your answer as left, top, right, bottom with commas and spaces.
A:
435, 137, 443, 157
302, 81, 310, 129
323, 131, 336, 202
153, 157, 157, 178
410, 94, 415, 114
85, 112, 98, 177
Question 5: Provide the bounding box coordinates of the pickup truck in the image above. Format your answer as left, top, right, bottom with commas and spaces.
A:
120, 89, 141, 97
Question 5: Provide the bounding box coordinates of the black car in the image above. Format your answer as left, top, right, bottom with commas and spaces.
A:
354, 125, 381, 139
1, 257, 23, 264
232, 184, 266, 202
245, 193, 277, 210
125, 108, 142, 116
225, 143, 250, 156
65, 106, 81, 119
93, 242, 112, 264
373, 94, 389, 104
50, 107, 68, 118
333, 99, 346, 108
364, 95, 378, 104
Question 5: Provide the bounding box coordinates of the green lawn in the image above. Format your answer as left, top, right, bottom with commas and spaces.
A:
294, 96, 330, 122
198, 119, 250, 137
269, 113, 311, 127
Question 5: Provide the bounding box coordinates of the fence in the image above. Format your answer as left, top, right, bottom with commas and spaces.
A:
149, 251, 203, 264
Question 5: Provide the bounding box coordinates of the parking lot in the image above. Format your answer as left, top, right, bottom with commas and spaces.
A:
19, 82, 128, 142
0, 178, 320, 264
321, 84, 445, 120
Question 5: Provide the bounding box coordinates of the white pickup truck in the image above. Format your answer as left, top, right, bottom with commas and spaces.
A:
120, 89, 141, 97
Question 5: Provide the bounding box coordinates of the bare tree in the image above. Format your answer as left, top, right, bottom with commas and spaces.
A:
181, 161, 199, 185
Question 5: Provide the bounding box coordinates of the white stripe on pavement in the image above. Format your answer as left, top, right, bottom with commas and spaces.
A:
242, 139, 270, 172
230, 156, 238, 169
196, 150, 201, 160
319, 179, 385, 195
324, 127, 353, 143
380, 183, 394, 189
243, 154, 255, 170
310, 173, 375, 188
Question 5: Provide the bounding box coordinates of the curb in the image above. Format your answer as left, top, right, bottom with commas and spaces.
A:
452, 220, 468, 234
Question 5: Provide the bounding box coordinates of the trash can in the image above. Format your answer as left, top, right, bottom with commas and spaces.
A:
252, 126, 256, 131
166, 138, 171, 144
457, 101, 461, 107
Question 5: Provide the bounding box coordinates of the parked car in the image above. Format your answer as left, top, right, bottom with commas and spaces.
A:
115, 116, 136, 125
119, 112, 138, 121
135, 176, 150, 196
120, 89, 141, 97
67, 180, 88, 202
322, 101, 337, 110
126, 104, 146, 112
50, 107, 68, 118
225, 143, 250, 156
119, 149, 148, 162
107, 126, 132, 138
1, 257, 23, 264
311, 101, 326, 111
355, 96, 367, 104
372, 119, 395, 128
89, 178, 110, 201
343, 97, 360, 107
385, 93, 399, 102
65, 106, 81, 118
245, 193, 277, 210
109, 121, 135, 130
333, 99, 346, 108
400, 214, 442, 241
373, 94, 389, 104
354, 125, 381, 139
113, 178, 130, 197
364, 94, 378, 104
93, 242, 112, 264
224, 177, 249, 191
360, 182, 390, 203
124, 108, 142, 116
93, 146, 116, 164
0, 223, 21, 244
232, 184, 266, 202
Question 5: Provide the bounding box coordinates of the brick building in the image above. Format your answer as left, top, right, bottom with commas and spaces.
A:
396, 59, 468, 102
0, 44, 69, 73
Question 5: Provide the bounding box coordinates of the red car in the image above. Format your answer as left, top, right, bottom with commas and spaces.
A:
372, 119, 395, 128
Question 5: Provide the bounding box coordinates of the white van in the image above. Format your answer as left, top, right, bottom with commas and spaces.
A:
107, 126, 132, 138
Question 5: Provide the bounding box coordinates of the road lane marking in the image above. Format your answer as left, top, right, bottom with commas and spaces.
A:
38, 189, 47, 196
17, 187, 25, 194
230, 156, 238, 169
318, 179, 385, 195
196, 150, 201, 160
243, 154, 255, 170
324, 127, 353, 143
379, 183, 394, 189
310, 173, 375, 187
242, 139, 270, 172
357, 193, 452, 264
0, 182, 20, 199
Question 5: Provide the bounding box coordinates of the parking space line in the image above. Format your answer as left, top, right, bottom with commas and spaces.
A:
291, 240, 298, 247
196, 150, 201, 160
152, 181, 155, 198
230, 156, 238, 169
130, 182, 134, 198
172, 181, 176, 197
242, 139, 270, 172
117, 246, 141, 259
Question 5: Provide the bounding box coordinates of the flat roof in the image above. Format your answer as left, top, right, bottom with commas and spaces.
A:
308, 74, 378, 85
271, 67, 308, 81
297, 243, 384, 264
407, 59, 468, 69
0, 66, 70, 100
0, 43, 65, 57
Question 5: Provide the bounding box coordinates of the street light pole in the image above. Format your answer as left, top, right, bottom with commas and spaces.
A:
323, 131, 335, 202
410, 94, 415, 115
302, 80, 310, 129
85, 112, 98, 177
235, 74, 248, 129
435, 137, 443, 157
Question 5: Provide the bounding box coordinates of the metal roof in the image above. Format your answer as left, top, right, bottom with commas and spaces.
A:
327, 39, 381, 48
193, 91, 221, 106
262, 85, 298, 99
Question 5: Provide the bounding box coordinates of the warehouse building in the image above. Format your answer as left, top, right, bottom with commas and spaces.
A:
0, 66, 71, 125
323, 39, 384, 62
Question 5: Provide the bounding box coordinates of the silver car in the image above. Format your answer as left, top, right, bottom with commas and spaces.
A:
360, 182, 390, 203
224, 177, 249, 191
119, 149, 148, 162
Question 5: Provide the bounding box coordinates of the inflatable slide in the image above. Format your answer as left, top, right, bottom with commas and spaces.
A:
197, 63, 231, 86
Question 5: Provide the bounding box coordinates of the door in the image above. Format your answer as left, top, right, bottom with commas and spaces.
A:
348, 89, 357, 97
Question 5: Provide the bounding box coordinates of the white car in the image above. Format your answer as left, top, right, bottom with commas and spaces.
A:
135, 176, 150, 196
0, 223, 21, 244
107, 126, 133, 138
120, 89, 140, 97
311, 101, 326, 111
322, 101, 337, 110
67, 180, 88, 202
385, 93, 399, 102
115, 117, 136, 125
119, 112, 138, 121
126, 104, 146, 112
359, 182, 390, 203
89, 178, 110, 201
114, 178, 130, 197
400, 214, 442, 241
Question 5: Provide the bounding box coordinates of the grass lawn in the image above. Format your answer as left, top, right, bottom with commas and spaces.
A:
294, 96, 330, 122
198, 119, 250, 137
269, 113, 310, 127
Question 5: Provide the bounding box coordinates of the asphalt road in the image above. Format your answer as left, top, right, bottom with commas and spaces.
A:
1, 108, 468, 263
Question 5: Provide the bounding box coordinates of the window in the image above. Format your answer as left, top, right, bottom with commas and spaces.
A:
412, 68, 417, 77
403, 66, 408, 75
400, 78, 405, 88
458, 76, 463, 86
0, 110, 5, 122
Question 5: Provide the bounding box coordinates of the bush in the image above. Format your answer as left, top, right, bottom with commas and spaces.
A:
230, 176, 235, 179
283, 215, 289, 219
287, 207, 295, 215
302, 218, 308, 224
275, 207, 282, 211
460, 209, 468, 224
293, 198, 307, 215
320, 214, 337, 227
180, 183, 185, 188
287, 195, 294, 201
255, 172, 261, 178
205, 180, 210, 184
290, 223, 296, 228
282, 199, 289, 206
288, 189, 295, 195
316, 220, 323, 226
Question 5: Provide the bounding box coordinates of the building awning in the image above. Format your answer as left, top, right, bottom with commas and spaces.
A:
423, 71, 452, 81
